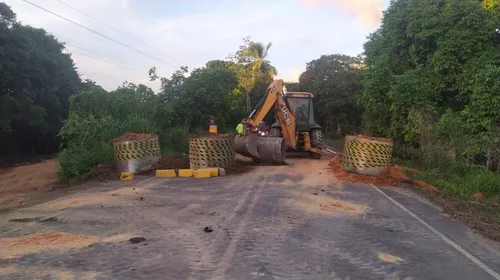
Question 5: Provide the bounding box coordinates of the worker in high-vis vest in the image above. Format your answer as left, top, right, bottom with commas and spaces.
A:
236, 118, 247, 134
208, 117, 217, 134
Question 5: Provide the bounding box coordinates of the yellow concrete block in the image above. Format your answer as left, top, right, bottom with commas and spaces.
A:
193, 169, 211, 179
178, 169, 194, 177
120, 172, 133, 181
208, 168, 219, 177
156, 169, 176, 178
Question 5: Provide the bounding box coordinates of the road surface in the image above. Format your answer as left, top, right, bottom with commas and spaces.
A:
1, 158, 500, 280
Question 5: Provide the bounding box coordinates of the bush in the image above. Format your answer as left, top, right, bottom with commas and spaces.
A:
57, 142, 114, 183
159, 123, 190, 155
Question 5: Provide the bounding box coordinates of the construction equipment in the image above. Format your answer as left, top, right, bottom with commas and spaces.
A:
234, 79, 323, 164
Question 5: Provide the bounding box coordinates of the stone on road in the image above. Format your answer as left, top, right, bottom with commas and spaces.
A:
1, 158, 500, 280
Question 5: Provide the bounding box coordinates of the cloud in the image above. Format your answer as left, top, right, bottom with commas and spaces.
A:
4, 0, 384, 92
300, 0, 384, 27
276, 68, 305, 83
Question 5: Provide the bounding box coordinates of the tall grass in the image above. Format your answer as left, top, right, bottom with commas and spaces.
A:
398, 148, 500, 199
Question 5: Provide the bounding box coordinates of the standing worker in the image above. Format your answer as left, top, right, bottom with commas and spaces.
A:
208, 117, 217, 134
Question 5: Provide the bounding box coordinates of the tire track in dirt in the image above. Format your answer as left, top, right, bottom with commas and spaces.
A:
301, 218, 407, 280
210, 175, 269, 280
231, 184, 309, 279
132, 175, 256, 279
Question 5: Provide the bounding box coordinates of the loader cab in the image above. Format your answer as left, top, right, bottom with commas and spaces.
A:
284, 92, 316, 132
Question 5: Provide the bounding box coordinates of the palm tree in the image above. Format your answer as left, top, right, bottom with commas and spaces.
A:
241, 41, 278, 112
244, 42, 278, 77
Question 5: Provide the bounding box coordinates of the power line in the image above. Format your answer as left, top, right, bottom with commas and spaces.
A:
68, 50, 143, 73
22, 0, 177, 69
65, 43, 138, 69
55, 0, 184, 65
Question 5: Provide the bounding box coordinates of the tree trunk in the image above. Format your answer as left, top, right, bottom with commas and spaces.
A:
336, 123, 342, 136
486, 148, 492, 171
246, 89, 251, 113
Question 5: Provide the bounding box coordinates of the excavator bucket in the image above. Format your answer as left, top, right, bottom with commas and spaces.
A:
234, 134, 286, 164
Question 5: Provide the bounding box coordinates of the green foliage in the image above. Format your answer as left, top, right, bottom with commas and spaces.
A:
57, 142, 114, 183
158, 123, 190, 155
227, 37, 278, 111
362, 0, 500, 161
361, 0, 500, 198
298, 54, 365, 135
57, 82, 161, 182
408, 158, 500, 199
0, 2, 82, 158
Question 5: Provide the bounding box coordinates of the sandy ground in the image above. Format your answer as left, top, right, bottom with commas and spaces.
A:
1, 157, 500, 280
0, 160, 60, 211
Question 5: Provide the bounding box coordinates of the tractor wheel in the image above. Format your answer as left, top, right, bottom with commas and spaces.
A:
269, 127, 281, 137
311, 129, 323, 147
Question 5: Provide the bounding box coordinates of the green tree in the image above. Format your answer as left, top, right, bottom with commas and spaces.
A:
0, 2, 81, 158
174, 67, 243, 130
361, 0, 500, 165
228, 37, 278, 112
298, 54, 364, 135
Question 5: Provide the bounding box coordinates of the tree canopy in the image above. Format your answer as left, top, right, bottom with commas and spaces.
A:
0, 2, 82, 159
361, 0, 500, 166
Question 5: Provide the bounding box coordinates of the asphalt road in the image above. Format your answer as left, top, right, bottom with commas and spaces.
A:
1, 158, 500, 280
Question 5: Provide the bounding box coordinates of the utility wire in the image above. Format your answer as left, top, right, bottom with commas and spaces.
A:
65, 43, 138, 69
68, 50, 143, 73
22, 0, 177, 68
55, 0, 184, 65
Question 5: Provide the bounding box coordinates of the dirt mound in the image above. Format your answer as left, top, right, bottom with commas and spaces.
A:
0, 159, 60, 210
155, 155, 190, 170
0, 232, 96, 258
87, 162, 119, 181
112, 132, 157, 143
348, 134, 394, 144
329, 155, 438, 192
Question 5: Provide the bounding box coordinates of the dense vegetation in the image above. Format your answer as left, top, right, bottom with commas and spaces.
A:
0, 2, 82, 163
2, 0, 500, 202
361, 0, 500, 198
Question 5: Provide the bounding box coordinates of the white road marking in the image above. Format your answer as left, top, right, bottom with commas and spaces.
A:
370, 184, 500, 280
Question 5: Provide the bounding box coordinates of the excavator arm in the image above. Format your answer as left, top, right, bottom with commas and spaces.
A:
243, 79, 297, 149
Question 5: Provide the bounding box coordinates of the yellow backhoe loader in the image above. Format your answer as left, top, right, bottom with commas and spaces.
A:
234, 79, 323, 164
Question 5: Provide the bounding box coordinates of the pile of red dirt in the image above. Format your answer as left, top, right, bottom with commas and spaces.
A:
112, 132, 157, 143
154, 155, 190, 170
329, 155, 439, 193
349, 134, 394, 144
87, 162, 119, 181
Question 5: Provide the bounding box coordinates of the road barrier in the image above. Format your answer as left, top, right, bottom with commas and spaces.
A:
341, 135, 393, 175
113, 135, 161, 173
189, 135, 235, 170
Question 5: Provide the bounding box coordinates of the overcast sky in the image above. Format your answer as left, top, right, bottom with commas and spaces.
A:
5, 0, 390, 91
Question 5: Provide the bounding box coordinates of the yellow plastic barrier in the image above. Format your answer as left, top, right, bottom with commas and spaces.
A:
193, 169, 211, 179
155, 169, 176, 178
178, 169, 194, 177
208, 168, 219, 177
120, 172, 134, 181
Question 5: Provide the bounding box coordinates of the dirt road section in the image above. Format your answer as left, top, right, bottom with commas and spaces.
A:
0, 160, 59, 211
1, 158, 500, 279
